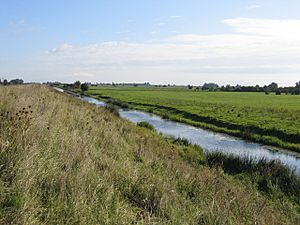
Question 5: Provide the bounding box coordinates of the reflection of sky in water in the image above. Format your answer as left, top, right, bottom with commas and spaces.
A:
80, 97, 106, 107
78, 94, 300, 175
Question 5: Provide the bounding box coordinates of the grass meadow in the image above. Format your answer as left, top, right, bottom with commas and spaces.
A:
85, 86, 300, 152
0, 85, 299, 224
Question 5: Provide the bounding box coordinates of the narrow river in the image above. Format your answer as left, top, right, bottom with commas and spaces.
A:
77, 95, 300, 175
54, 88, 300, 175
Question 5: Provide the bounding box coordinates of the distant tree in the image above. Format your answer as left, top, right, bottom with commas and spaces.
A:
294, 81, 300, 95
187, 85, 193, 89
74, 80, 81, 88
3, 79, 8, 85
81, 83, 89, 92
267, 82, 278, 92
202, 83, 219, 91
10, 79, 24, 85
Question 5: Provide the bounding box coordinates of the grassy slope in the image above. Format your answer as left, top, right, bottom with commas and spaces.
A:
86, 86, 300, 152
0, 85, 299, 224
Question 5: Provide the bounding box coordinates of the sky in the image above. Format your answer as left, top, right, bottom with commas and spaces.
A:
0, 0, 300, 86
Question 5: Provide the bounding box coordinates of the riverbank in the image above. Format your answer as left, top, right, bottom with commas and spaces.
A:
81, 86, 300, 153
1, 85, 299, 224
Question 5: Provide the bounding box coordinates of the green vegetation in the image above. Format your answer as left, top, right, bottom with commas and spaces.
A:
137, 121, 156, 131
105, 103, 120, 116
206, 152, 300, 203
85, 86, 300, 152
1, 85, 299, 224
81, 83, 89, 92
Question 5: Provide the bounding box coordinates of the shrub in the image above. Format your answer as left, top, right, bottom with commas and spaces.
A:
161, 113, 170, 120
205, 152, 300, 199
171, 137, 191, 146
80, 83, 89, 92
137, 121, 156, 131
105, 103, 119, 116
107, 99, 129, 109
169, 137, 205, 165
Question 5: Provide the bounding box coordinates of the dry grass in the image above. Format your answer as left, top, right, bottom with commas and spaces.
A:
0, 85, 299, 224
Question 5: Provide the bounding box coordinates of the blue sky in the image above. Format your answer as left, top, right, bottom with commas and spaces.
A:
1, 0, 300, 85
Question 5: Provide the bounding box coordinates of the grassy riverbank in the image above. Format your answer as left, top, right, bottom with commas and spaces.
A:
1, 85, 299, 224
83, 86, 300, 152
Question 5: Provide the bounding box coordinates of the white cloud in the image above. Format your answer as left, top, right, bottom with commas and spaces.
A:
246, 4, 262, 10
35, 18, 300, 85
223, 18, 300, 40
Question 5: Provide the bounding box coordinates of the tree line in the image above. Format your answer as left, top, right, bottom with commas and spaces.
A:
55, 80, 89, 92
194, 81, 300, 95
0, 79, 24, 85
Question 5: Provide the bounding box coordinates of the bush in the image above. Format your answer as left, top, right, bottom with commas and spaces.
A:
137, 121, 156, 131
80, 83, 89, 92
105, 103, 119, 116
205, 152, 300, 199
171, 137, 191, 146
107, 99, 129, 109
169, 137, 205, 165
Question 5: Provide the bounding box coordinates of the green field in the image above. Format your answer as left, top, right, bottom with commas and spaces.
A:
86, 86, 300, 152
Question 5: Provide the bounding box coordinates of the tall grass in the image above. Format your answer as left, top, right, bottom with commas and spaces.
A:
137, 121, 156, 132
206, 152, 300, 202
0, 85, 299, 224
